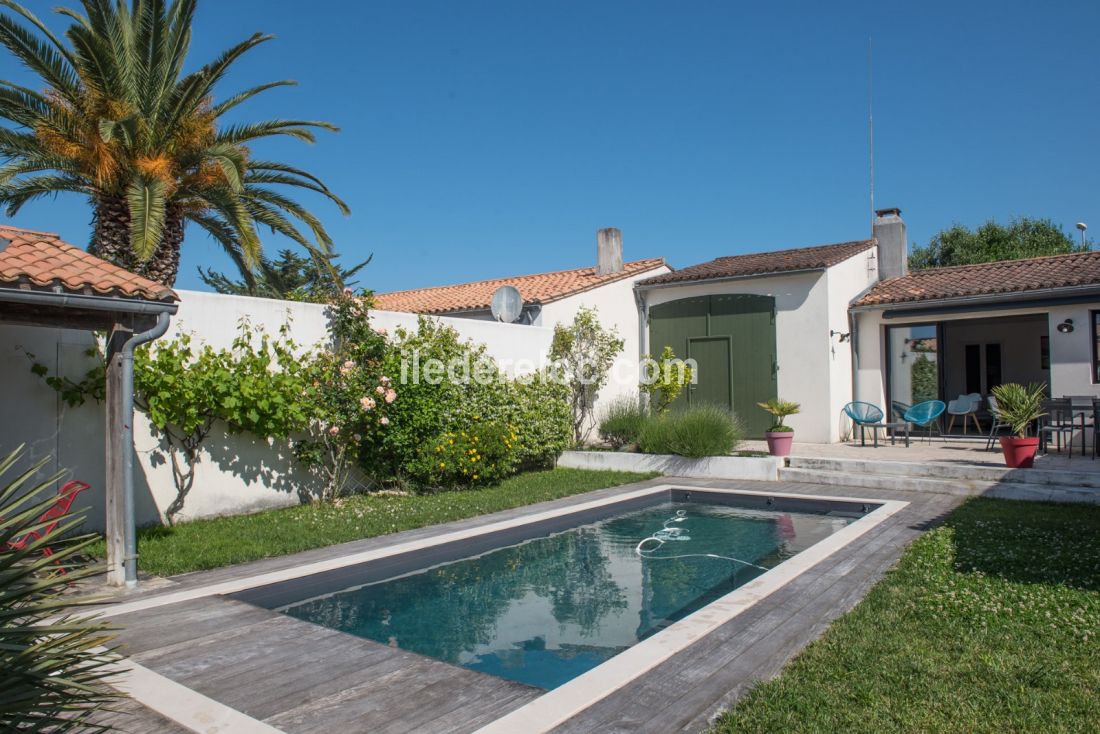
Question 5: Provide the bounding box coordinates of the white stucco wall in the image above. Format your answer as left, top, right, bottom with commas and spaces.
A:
824, 248, 880, 440
537, 266, 670, 432
1046, 304, 1100, 398
0, 290, 555, 532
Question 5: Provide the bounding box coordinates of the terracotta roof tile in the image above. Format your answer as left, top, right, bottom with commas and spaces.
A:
375, 258, 667, 314
854, 251, 1100, 307
0, 224, 176, 302
638, 239, 874, 286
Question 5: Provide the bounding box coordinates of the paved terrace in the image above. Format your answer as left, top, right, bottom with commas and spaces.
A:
741, 437, 1100, 473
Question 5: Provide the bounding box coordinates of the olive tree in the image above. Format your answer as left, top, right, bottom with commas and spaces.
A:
549, 307, 623, 444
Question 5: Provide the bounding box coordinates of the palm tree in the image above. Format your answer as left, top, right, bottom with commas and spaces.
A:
198, 247, 372, 302
0, 0, 347, 286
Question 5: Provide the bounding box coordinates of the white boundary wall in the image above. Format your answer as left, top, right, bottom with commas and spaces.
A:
0, 290, 555, 532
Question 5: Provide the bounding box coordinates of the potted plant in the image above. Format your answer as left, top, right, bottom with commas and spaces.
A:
990, 383, 1046, 468
758, 398, 801, 457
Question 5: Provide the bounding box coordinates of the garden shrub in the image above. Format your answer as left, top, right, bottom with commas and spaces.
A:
598, 397, 648, 448
457, 371, 573, 471
637, 404, 743, 458
296, 293, 397, 501
408, 420, 519, 489
639, 346, 693, 414
367, 317, 572, 487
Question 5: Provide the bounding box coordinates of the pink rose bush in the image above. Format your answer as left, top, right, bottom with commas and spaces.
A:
295, 291, 397, 501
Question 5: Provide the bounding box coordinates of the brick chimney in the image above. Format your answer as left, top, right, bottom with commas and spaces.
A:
597, 228, 624, 275
873, 208, 907, 280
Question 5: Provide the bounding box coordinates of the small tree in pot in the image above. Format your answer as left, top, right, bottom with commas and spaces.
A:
990, 383, 1047, 468
758, 399, 800, 457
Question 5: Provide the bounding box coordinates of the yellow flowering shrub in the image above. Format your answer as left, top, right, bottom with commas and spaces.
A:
409, 420, 519, 489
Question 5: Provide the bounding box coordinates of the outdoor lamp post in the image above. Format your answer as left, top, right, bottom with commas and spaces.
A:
1076, 222, 1088, 249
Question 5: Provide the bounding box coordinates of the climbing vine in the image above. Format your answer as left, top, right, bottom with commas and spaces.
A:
136, 321, 312, 523
26, 321, 314, 524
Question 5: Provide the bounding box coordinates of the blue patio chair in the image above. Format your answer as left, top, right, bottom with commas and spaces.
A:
843, 401, 885, 446
904, 400, 946, 444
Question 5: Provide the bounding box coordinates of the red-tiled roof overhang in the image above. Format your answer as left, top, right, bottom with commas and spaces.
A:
375, 258, 666, 314
0, 224, 177, 302
638, 240, 874, 286
854, 251, 1100, 308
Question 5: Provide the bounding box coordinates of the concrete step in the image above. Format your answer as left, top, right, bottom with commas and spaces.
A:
786, 455, 1100, 490
779, 467, 986, 495
778, 467, 1100, 505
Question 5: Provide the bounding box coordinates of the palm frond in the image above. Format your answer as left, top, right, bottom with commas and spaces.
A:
0, 444, 123, 731
0, 80, 53, 126
188, 183, 260, 266
211, 80, 297, 117
0, 1, 81, 100
243, 169, 349, 214
160, 31, 272, 138
0, 173, 88, 215
126, 175, 167, 261
215, 119, 338, 146
244, 184, 335, 250
186, 211, 255, 288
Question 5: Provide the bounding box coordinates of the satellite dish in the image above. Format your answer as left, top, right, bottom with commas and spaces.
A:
490, 285, 524, 323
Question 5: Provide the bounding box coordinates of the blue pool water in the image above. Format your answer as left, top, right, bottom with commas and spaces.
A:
280, 501, 852, 689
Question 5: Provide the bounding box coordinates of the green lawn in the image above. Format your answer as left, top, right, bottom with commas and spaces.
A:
92, 468, 654, 577
714, 498, 1100, 733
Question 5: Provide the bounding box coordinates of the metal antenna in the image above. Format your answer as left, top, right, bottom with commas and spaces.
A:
868, 37, 875, 235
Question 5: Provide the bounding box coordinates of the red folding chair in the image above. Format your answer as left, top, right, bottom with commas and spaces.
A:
4, 480, 92, 566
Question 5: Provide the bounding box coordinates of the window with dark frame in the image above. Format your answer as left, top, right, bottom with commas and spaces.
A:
1093, 311, 1100, 383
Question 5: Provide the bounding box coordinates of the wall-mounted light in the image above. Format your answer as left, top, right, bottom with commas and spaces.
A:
830, 330, 851, 342
1057, 319, 1075, 334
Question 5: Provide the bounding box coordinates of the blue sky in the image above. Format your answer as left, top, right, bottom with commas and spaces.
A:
3, 0, 1098, 293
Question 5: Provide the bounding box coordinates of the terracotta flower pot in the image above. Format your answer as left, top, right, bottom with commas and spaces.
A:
999, 436, 1040, 469
765, 431, 794, 457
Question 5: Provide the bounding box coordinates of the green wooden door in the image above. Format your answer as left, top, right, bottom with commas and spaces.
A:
648, 293, 778, 437
648, 297, 708, 411
710, 294, 778, 437
687, 336, 732, 408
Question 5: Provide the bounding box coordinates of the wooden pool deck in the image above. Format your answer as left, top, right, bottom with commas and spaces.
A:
97, 476, 963, 733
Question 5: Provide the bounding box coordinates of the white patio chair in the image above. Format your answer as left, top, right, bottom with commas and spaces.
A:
947, 394, 981, 434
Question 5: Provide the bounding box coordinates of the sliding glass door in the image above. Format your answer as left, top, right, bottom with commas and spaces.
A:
886, 323, 940, 421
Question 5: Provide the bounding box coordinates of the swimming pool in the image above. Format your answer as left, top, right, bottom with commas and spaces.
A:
262, 493, 858, 690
